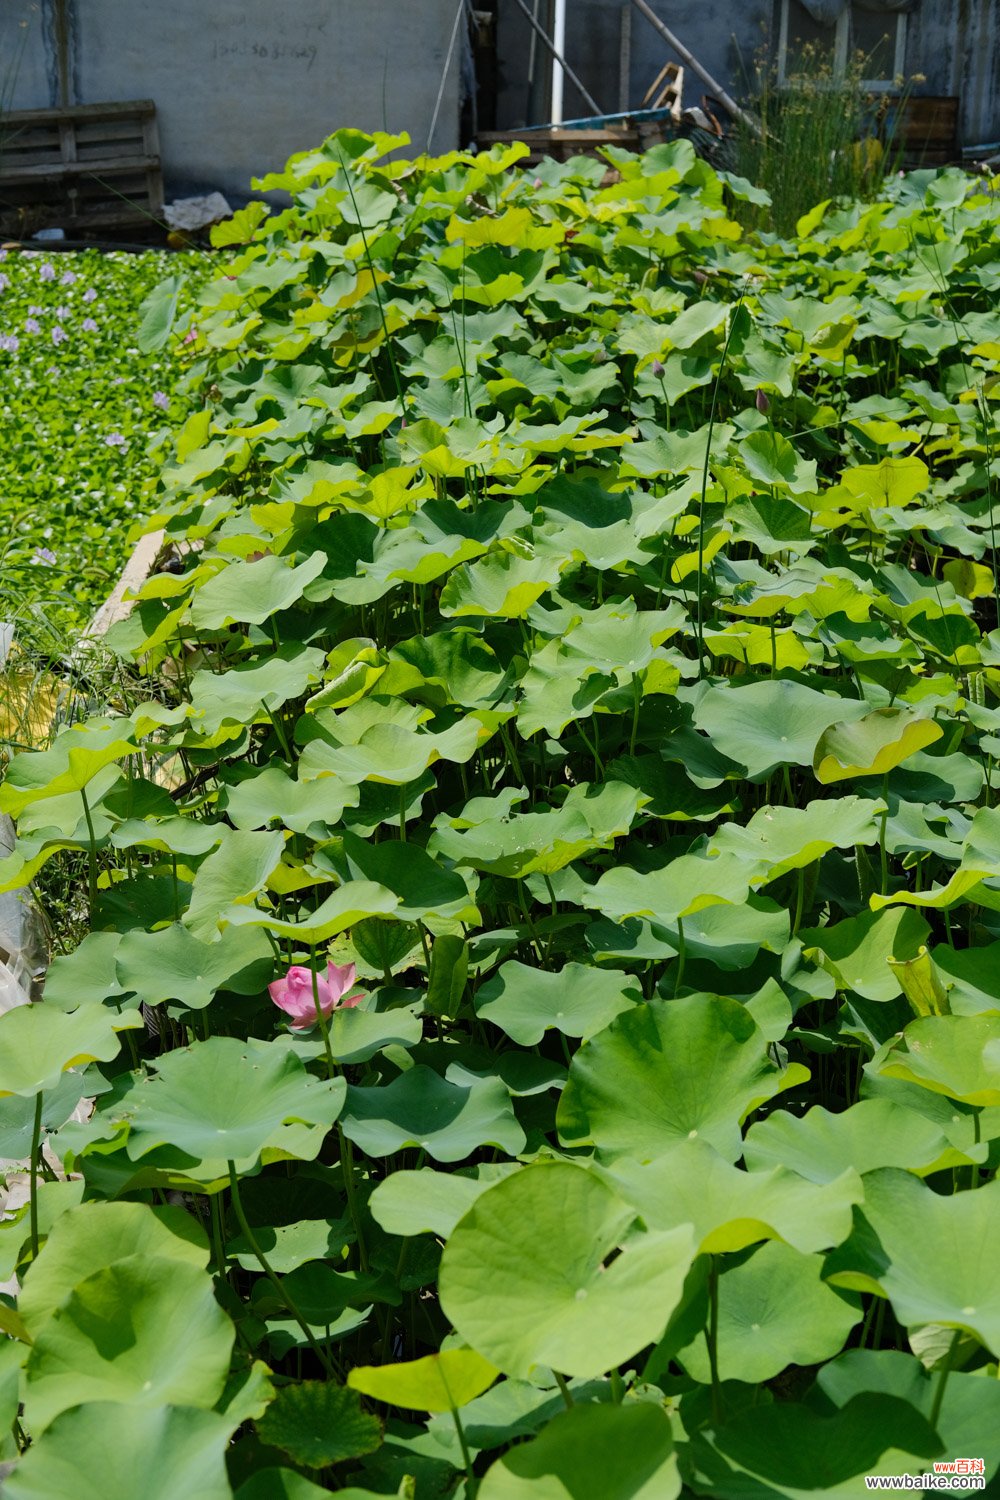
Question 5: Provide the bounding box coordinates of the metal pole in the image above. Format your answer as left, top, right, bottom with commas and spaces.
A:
510, 0, 602, 119
625, 0, 762, 135
551, 0, 567, 124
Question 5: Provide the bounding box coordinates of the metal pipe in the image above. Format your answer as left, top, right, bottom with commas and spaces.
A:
625, 0, 761, 136
551, 0, 567, 124
510, 0, 601, 118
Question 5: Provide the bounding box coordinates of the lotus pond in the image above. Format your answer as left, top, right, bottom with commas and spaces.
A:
1, 132, 1000, 1497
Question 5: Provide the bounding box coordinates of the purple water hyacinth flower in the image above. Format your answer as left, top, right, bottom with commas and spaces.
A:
0, 334, 19, 353
0, 273, 8, 292
60, 269, 76, 285
82, 317, 98, 332
55, 304, 70, 319
152, 391, 169, 410
83, 287, 97, 303
28, 305, 43, 315
39, 262, 55, 281
24, 318, 40, 334
104, 432, 126, 448
51, 325, 67, 345
33, 547, 56, 566
0, 249, 7, 262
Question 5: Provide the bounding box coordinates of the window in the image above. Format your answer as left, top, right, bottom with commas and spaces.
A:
777, 1, 908, 91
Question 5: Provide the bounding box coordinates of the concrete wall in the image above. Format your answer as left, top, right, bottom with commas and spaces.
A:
495, 0, 1000, 148
0, 0, 463, 199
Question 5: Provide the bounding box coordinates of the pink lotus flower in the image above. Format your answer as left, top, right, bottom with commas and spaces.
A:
269, 962, 362, 1029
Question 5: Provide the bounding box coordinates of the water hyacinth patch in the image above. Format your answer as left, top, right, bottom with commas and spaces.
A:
3, 133, 1000, 1495
0, 247, 200, 637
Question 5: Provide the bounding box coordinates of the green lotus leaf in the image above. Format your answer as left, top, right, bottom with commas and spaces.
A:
708, 796, 884, 882
115, 922, 273, 1009
225, 878, 400, 942
0, 720, 137, 818
429, 782, 643, 878
871, 1014, 1000, 1104
440, 1161, 695, 1380
479, 1402, 679, 1500
189, 550, 328, 628
689, 1394, 941, 1496
302, 710, 488, 786
250, 1263, 400, 1327
586, 851, 751, 926
743, 1097, 984, 1181
19, 1200, 209, 1333
800, 907, 931, 1003
23, 1256, 234, 1432
680, 1239, 860, 1384
235, 1470, 332, 1500
585, 899, 788, 971
368, 1164, 519, 1239
0, 1075, 99, 1169
42, 931, 125, 1009
826, 1168, 1000, 1353
690, 679, 867, 780
352, 915, 421, 975
840, 454, 929, 509
223, 766, 360, 833
341, 1065, 525, 1162
475, 961, 640, 1045
814, 708, 943, 783
257, 1380, 382, 1469
348, 1348, 499, 1413
440, 551, 565, 620
739, 427, 816, 493
112, 1036, 346, 1177
189, 643, 327, 735
934, 940, 1000, 1016
226, 1216, 352, 1273
817, 1348, 1000, 1476
557, 994, 809, 1162
110, 815, 224, 858
4, 1403, 235, 1500
0, 1004, 142, 1098
603, 1137, 861, 1254
278, 1005, 423, 1066
183, 828, 286, 939
332, 831, 478, 924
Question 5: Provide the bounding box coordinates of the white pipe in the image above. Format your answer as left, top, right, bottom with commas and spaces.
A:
551, 0, 567, 124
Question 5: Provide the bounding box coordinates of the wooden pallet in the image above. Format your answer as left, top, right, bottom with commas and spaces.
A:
0, 100, 163, 234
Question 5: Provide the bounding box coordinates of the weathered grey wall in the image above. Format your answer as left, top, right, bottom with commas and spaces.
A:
0, 0, 463, 198
905, 0, 1000, 147
495, 0, 1000, 147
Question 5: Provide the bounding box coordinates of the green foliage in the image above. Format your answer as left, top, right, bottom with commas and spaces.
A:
3, 127, 1000, 1495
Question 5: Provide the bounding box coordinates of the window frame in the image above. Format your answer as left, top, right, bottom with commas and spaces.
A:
776, 0, 908, 91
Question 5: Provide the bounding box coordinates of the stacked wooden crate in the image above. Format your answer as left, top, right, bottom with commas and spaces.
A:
0, 100, 163, 236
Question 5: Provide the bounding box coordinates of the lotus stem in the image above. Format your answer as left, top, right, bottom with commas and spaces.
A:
29, 1091, 43, 1260
226, 1160, 336, 1378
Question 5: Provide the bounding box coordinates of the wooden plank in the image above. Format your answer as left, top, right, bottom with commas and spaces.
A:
0, 155, 160, 183
80, 530, 165, 646
0, 100, 155, 128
